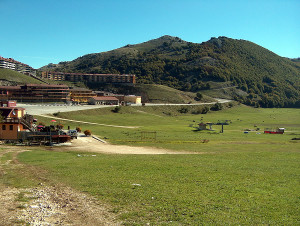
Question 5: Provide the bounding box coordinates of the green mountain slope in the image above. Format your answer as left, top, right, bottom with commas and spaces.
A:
0, 68, 44, 85
41, 36, 300, 107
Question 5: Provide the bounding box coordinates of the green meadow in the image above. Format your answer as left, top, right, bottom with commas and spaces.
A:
11, 104, 300, 224
37, 103, 300, 153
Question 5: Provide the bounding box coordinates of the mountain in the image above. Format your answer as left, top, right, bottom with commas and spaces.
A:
41, 35, 300, 107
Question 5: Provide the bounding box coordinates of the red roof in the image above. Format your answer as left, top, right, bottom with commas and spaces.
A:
0, 86, 21, 90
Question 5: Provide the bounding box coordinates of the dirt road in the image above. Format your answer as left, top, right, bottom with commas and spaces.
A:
66, 136, 197, 154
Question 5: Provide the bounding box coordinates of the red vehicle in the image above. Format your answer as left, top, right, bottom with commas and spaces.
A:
264, 128, 285, 134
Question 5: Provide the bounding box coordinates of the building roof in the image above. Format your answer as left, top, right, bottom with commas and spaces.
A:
0, 86, 21, 90
91, 96, 119, 101
0, 107, 25, 118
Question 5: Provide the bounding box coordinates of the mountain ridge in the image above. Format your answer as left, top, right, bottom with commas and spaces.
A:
40, 35, 300, 107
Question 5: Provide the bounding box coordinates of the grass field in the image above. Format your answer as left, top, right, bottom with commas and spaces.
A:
36, 104, 300, 153
17, 148, 300, 225
10, 104, 300, 224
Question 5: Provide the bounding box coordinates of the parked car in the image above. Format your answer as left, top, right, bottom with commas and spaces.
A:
67, 129, 78, 139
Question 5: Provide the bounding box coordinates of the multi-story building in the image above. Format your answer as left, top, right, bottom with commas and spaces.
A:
0, 56, 36, 76
0, 84, 70, 102
0, 58, 15, 70
41, 71, 136, 84
70, 87, 96, 103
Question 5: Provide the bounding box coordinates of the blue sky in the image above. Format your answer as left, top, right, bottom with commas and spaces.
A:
1, 0, 299, 68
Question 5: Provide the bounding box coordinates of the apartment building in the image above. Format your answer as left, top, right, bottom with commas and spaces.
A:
70, 87, 96, 103
41, 71, 136, 84
0, 84, 70, 102
0, 57, 15, 70
0, 56, 36, 75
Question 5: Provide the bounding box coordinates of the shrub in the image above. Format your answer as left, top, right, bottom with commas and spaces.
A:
178, 106, 189, 114
210, 103, 223, 111
201, 106, 210, 114
196, 92, 203, 101
84, 130, 92, 136
112, 106, 121, 113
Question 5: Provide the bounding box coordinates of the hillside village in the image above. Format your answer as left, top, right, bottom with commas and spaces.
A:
0, 56, 141, 105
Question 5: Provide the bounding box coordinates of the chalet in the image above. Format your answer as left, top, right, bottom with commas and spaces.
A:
0, 101, 33, 141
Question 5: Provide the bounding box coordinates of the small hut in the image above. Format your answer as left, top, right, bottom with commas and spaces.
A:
198, 122, 207, 130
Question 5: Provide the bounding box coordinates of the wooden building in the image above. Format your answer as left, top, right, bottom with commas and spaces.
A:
0, 101, 33, 140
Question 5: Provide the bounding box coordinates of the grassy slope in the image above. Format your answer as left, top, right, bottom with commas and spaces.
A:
0, 68, 43, 84
135, 84, 215, 103
17, 105, 300, 225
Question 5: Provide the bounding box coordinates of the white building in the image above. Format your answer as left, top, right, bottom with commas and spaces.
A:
0, 56, 35, 75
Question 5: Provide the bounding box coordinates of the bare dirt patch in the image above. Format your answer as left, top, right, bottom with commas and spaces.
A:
65, 136, 199, 155
0, 147, 121, 225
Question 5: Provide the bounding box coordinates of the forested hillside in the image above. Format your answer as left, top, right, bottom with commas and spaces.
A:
41, 36, 300, 107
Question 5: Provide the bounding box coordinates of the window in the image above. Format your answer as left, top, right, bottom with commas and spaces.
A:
10, 125, 13, 130
2, 125, 6, 130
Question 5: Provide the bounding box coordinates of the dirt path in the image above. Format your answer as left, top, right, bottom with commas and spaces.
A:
66, 136, 201, 155
0, 147, 121, 225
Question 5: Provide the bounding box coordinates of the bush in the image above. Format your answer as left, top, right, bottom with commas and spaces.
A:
196, 92, 203, 101
76, 127, 82, 132
201, 106, 210, 114
210, 103, 223, 111
112, 106, 121, 113
84, 130, 92, 136
178, 106, 189, 114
